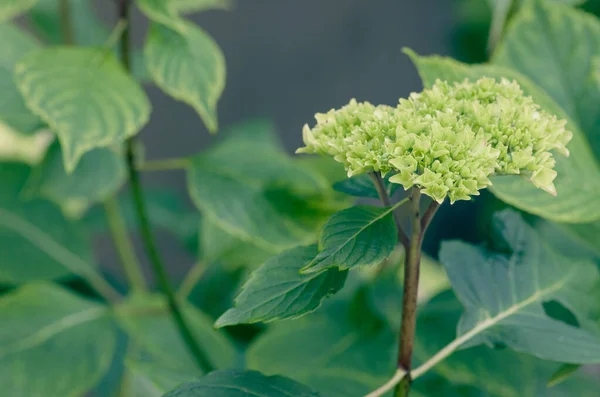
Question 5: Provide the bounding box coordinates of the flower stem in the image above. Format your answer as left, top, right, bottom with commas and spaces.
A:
118, 0, 213, 373
394, 188, 422, 397
103, 198, 147, 293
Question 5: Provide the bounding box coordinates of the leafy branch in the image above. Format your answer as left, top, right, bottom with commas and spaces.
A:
118, 0, 213, 373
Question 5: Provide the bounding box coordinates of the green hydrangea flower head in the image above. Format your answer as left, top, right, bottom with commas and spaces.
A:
297, 78, 572, 204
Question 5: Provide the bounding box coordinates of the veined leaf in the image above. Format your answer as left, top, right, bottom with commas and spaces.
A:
439, 210, 600, 363
413, 290, 600, 397
0, 283, 116, 397
26, 141, 126, 211
163, 370, 321, 397
15, 47, 151, 172
247, 300, 396, 397
493, 0, 600, 156
216, 245, 347, 327
116, 294, 237, 376
0, 0, 37, 21
144, 21, 225, 133
405, 49, 600, 223
0, 163, 95, 283
0, 23, 43, 135
302, 205, 398, 273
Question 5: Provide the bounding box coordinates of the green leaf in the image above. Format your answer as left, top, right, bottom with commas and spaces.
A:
333, 174, 400, 199
163, 370, 321, 397
0, 163, 95, 283
116, 294, 238, 377
302, 205, 398, 273
414, 290, 600, 397
405, 48, 600, 223
439, 209, 600, 363
0, 23, 43, 135
0, 0, 37, 21
247, 300, 395, 397
15, 47, 151, 172
493, 0, 600, 156
187, 121, 345, 251
216, 245, 347, 327
199, 216, 272, 269
26, 141, 126, 211
0, 282, 116, 397
144, 21, 225, 133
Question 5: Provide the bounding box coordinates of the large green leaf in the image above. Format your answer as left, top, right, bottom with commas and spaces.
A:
163, 370, 321, 397
247, 300, 396, 397
0, 0, 37, 21
138, 0, 225, 132
493, 0, 600, 156
187, 121, 346, 252
216, 245, 347, 327
0, 282, 116, 397
406, 49, 600, 223
302, 205, 398, 273
15, 47, 151, 172
26, 141, 126, 211
116, 294, 238, 378
0, 23, 43, 135
412, 290, 600, 397
144, 21, 225, 133
0, 163, 95, 283
439, 210, 600, 363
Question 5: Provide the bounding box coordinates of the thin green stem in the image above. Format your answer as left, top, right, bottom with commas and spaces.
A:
118, 0, 213, 374
103, 198, 147, 293
178, 261, 207, 300
59, 0, 75, 45
138, 157, 190, 172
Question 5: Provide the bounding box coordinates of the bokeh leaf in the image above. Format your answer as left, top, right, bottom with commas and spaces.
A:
173, 0, 233, 13
302, 205, 398, 273
187, 121, 347, 252
0, 163, 94, 283
406, 49, 600, 223
0, 23, 43, 135
216, 245, 347, 327
247, 298, 395, 397
0, 282, 116, 397
15, 47, 150, 172
163, 370, 321, 397
26, 141, 126, 211
116, 294, 238, 380
0, 0, 37, 21
144, 21, 225, 133
439, 210, 600, 363
493, 0, 600, 156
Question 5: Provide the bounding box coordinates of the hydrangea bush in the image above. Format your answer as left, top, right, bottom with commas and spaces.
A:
2, 1, 600, 397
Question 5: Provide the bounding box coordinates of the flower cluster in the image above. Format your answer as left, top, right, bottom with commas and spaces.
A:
297, 78, 572, 203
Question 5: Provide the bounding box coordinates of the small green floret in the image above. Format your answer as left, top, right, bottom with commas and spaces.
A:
297, 78, 572, 204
